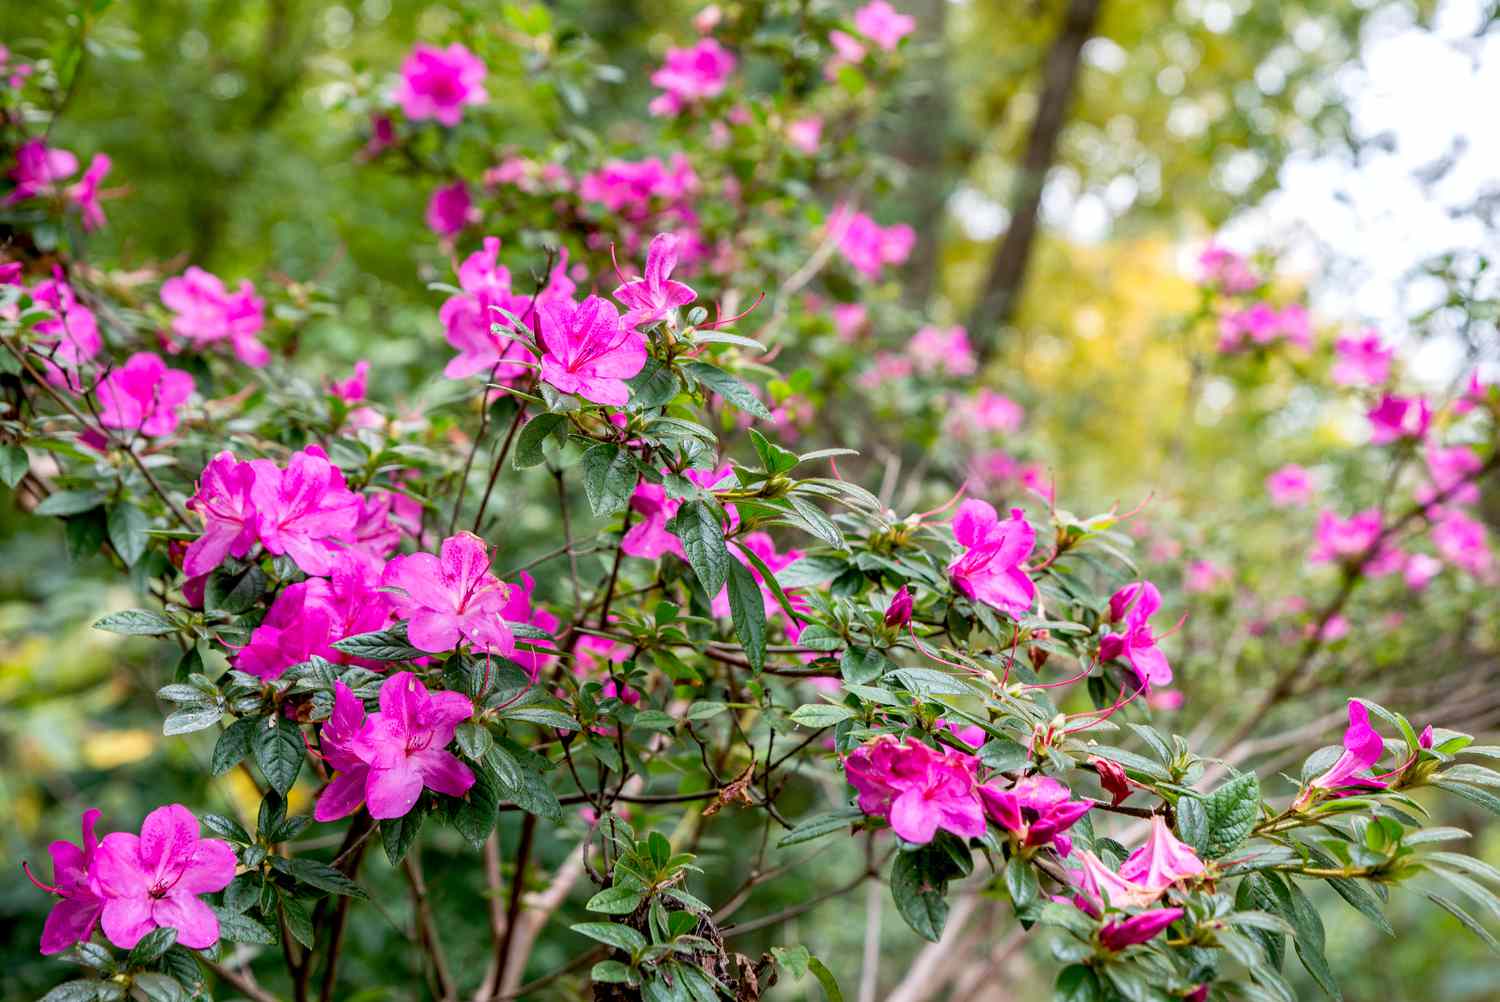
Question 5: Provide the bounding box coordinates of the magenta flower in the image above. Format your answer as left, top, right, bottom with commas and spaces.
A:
5, 139, 77, 203
1197, 242, 1258, 293
251, 446, 362, 576
1454, 370, 1491, 415
183, 451, 269, 577
1184, 559, 1228, 594
160, 267, 269, 367
648, 38, 736, 117
1070, 849, 1161, 909
330, 360, 369, 403
28, 275, 102, 389
1217, 302, 1306, 352
1118, 816, 1205, 891
1404, 552, 1443, 590
1432, 507, 1492, 577
382, 531, 515, 655
979, 776, 1092, 857
853, 0, 917, 50
832, 302, 868, 341
948, 500, 1036, 617
1265, 464, 1313, 507
884, 585, 914, 628
1367, 394, 1431, 444
1332, 330, 1392, 386
24, 808, 105, 955
1309, 700, 1387, 793
235, 553, 392, 679
844, 736, 986, 844
332, 672, 476, 821
613, 232, 696, 330
1099, 581, 1174, 690
537, 294, 647, 407
828, 203, 914, 280
91, 804, 236, 950
1309, 508, 1398, 575
501, 571, 559, 681
787, 116, 822, 155
313, 682, 373, 822
392, 43, 487, 126
966, 388, 1024, 433
1099, 908, 1183, 951
825, 30, 868, 77
65, 153, 111, 231
94, 352, 194, 438
910, 325, 977, 377
1422, 445, 1482, 506
439, 236, 535, 381
426, 180, 475, 238
622, 466, 734, 561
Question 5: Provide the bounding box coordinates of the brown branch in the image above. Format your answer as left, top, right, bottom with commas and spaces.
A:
404, 849, 456, 1001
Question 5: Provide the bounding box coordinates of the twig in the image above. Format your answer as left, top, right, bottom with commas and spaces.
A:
404, 849, 456, 1001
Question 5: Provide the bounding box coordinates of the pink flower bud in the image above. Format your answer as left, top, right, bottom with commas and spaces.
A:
884, 585, 913, 627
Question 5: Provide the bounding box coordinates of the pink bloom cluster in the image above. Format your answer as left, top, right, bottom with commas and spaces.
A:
484, 155, 574, 195
826, 1, 916, 75
710, 531, 813, 635
95, 352, 194, 438
1265, 463, 1313, 507
440, 236, 545, 381
1217, 302, 1310, 353
1196, 242, 1258, 293
1366, 393, 1431, 444
613, 232, 697, 330
5, 139, 112, 230
7, 271, 102, 390
1309, 509, 1398, 575
1331, 330, 1392, 386
383, 531, 516, 656
828, 203, 914, 280
979, 775, 1092, 856
1070, 816, 1204, 917
947, 388, 1023, 436
161, 266, 269, 367
0, 44, 34, 89
1099, 582, 1173, 690
392, 43, 487, 126
969, 450, 1052, 503
622, 466, 735, 561
648, 38, 736, 117
315, 673, 475, 821
948, 500, 1036, 617
538, 294, 647, 407
844, 736, 985, 843
579, 154, 699, 228
235, 551, 392, 678
26, 805, 234, 954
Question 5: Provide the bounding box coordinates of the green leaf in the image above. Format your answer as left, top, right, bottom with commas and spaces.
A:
331, 629, 426, 662
724, 558, 766, 673
106, 503, 150, 567
484, 747, 563, 822
733, 536, 804, 625
513, 413, 567, 469
671, 500, 730, 596
455, 720, 493, 761
571, 921, 647, 954
586, 884, 646, 915
748, 428, 799, 475
1427, 891, 1500, 953
1054, 965, 1103, 1002
162, 704, 223, 736
581, 442, 637, 517
1287, 881, 1342, 1000
0, 444, 29, 488
126, 926, 178, 966
786, 494, 844, 547
627, 357, 680, 410
129, 974, 187, 1002
205, 564, 266, 615
840, 646, 888, 685
211, 906, 276, 945
807, 957, 844, 1002
381, 807, 427, 866
789, 703, 857, 728
279, 893, 314, 950
590, 961, 634, 984
277, 857, 368, 899
200, 812, 251, 844
1176, 795, 1209, 854
40, 981, 107, 1002
211, 718, 255, 777
683, 361, 771, 419
778, 808, 863, 847
451, 760, 501, 847
1005, 859, 1039, 912
1189, 771, 1259, 858
252, 716, 303, 796
891, 851, 948, 942
94, 609, 175, 636
36, 489, 104, 516
978, 737, 1030, 773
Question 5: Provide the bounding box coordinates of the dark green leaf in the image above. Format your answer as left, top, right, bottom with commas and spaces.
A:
212, 718, 255, 777
725, 558, 766, 673
891, 851, 948, 942
0, 444, 29, 488
627, 357, 680, 410
107, 503, 149, 566
582, 442, 636, 517
683, 361, 771, 419
94, 609, 175, 636
331, 629, 426, 662
163, 704, 223, 736
252, 716, 303, 796
277, 857, 368, 899
210, 906, 276, 945
586, 884, 646, 915
36, 489, 105, 516
1054, 965, 1103, 1002
381, 807, 427, 866
671, 500, 729, 596
571, 921, 647, 953
126, 927, 177, 967
513, 413, 567, 469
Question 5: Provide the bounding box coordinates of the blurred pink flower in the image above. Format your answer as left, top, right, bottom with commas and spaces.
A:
426, 180, 475, 237
1366, 394, 1431, 444
161, 266, 269, 367
853, 0, 916, 50
1265, 464, 1313, 506
1331, 330, 1392, 386
393, 43, 487, 126
1196, 242, 1257, 293
827, 203, 913, 280
787, 116, 823, 154
95, 352, 194, 438
648, 38, 736, 117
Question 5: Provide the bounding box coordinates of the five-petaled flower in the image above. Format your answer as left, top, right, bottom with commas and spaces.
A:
24, 808, 105, 955
979, 775, 1092, 856
1099, 581, 1174, 690
160, 266, 269, 367
95, 352, 194, 438
948, 499, 1036, 617
537, 294, 648, 406
382, 531, 516, 654
844, 735, 986, 844
613, 232, 697, 330
393, 43, 488, 126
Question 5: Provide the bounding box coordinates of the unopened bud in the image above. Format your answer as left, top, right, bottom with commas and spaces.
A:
884, 585, 913, 628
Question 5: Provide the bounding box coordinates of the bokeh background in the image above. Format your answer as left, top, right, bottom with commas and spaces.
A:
3, 0, 1500, 999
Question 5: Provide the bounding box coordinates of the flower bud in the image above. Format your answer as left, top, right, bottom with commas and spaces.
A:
884, 585, 913, 628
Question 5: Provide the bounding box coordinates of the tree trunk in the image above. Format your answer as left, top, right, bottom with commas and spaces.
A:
967, 0, 1103, 353
891, 0, 951, 307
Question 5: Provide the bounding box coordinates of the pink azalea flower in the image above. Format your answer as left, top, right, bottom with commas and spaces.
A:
1099, 581, 1174, 689
1404, 552, 1443, 590
1070, 849, 1161, 910
622, 466, 735, 561
1454, 370, 1491, 415
502, 571, 559, 681
613, 232, 696, 329
338, 491, 405, 559
382, 531, 515, 655
1432, 507, 1492, 577
827, 203, 914, 280
251, 446, 362, 576
1421, 444, 1482, 506
29, 274, 101, 387
579, 155, 699, 219
1099, 908, 1183, 951
1147, 689, 1185, 712
183, 451, 269, 577
1366, 394, 1431, 444
1265, 464, 1313, 507
884, 585, 913, 627
949, 500, 1036, 617
330, 360, 370, 403
787, 116, 823, 154
1217, 302, 1305, 352
160, 267, 269, 367
235, 553, 392, 679
1331, 330, 1392, 386
1309, 509, 1389, 570
940, 719, 984, 749
23, 808, 105, 955
831, 302, 868, 341
0, 259, 20, 285
979, 775, 1091, 857
5, 139, 77, 203
537, 294, 647, 406
361, 114, 396, 159
948, 387, 1022, 435
426, 180, 475, 237
853, 0, 916, 50
1183, 560, 1228, 594
825, 30, 868, 78
91, 804, 236, 950
1118, 816, 1205, 891
843, 736, 986, 844
94, 352, 194, 438
1196, 242, 1258, 293
316, 673, 476, 821
910, 325, 977, 376
648, 38, 736, 117
439, 236, 535, 381
1309, 700, 1387, 793
710, 531, 811, 627
392, 43, 488, 126
65, 153, 111, 231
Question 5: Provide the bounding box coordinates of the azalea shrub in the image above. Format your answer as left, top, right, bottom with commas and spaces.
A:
4, 3, 1500, 1002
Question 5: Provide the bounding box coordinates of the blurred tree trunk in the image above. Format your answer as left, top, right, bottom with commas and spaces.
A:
967, 0, 1102, 353
891, 0, 950, 307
